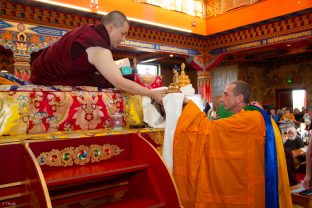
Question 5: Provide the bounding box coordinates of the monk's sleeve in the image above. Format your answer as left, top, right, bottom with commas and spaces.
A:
173, 101, 212, 206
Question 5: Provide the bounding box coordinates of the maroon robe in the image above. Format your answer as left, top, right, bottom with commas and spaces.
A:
31, 23, 113, 88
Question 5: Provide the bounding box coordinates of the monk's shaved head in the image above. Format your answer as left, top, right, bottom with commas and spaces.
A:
102, 11, 129, 28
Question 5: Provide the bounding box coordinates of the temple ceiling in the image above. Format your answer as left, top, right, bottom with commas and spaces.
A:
1, 0, 312, 67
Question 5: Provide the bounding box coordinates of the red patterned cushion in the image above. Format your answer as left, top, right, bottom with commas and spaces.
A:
0, 85, 124, 136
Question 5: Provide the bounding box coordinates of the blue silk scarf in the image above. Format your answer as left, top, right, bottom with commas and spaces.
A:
244, 105, 279, 208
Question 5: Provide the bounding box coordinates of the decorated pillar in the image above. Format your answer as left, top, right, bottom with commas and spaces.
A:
0, 20, 60, 80
0, 23, 31, 80
187, 53, 224, 102
197, 70, 211, 102
13, 24, 31, 80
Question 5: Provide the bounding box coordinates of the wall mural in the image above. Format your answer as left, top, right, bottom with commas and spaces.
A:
0, 20, 60, 79
238, 62, 312, 108
133, 0, 203, 17
206, 0, 261, 17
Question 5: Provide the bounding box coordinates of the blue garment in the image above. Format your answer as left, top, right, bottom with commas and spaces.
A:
272, 114, 281, 122
245, 105, 279, 208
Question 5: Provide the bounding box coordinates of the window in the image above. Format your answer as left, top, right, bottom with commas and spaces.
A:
276, 89, 306, 110
137, 64, 159, 76
135, 0, 203, 17
292, 89, 306, 110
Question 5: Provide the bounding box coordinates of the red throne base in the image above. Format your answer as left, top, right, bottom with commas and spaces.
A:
0, 132, 181, 207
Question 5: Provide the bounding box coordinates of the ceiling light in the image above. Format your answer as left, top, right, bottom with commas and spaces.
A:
126, 17, 192, 33
33, 0, 92, 12
97, 11, 108, 15
98, 13, 192, 33
33, 1, 192, 33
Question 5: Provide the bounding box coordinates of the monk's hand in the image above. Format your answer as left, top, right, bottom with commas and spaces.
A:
303, 175, 311, 189
183, 95, 189, 104
249, 101, 263, 109
151, 89, 166, 105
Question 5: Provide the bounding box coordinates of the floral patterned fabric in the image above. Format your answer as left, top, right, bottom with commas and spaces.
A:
0, 85, 125, 136
123, 93, 144, 128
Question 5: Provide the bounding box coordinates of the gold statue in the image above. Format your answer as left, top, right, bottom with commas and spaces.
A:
172, 69, 179, 87
167, 68, 180, 94
178, 63, 190, 87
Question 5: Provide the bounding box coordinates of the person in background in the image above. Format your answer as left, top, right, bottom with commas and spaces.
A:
30, 11, 163, 104
293, 108, 303, 122
269, 108, 280, 123
279, 108, 296, 134
274, 108, 283, 123
173, 80, 292, 208
284, 126, 305, 151
203, 101, 211, 114
269, 108, 276, 117
280, 108, 295, 122
299, 107, 306, 123
217, 102, 234, 118
283, 126, 305, 186
303, 108, 312, 130
293, 108, 303, 128
303, 138, 312, 189
284, 148, 299, 186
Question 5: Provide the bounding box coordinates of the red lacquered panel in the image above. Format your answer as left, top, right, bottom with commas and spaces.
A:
45, 160, 148, 187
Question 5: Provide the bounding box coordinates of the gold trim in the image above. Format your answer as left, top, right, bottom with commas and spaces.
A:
25, 143, 52, 208
0, 181, 25, 189
139, 130, 164, 155
146, 131, 164, 145
0, 128, 164, 145
37, 144, 124, 167
0, 141, 23, 145
0, 192, 27, 201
